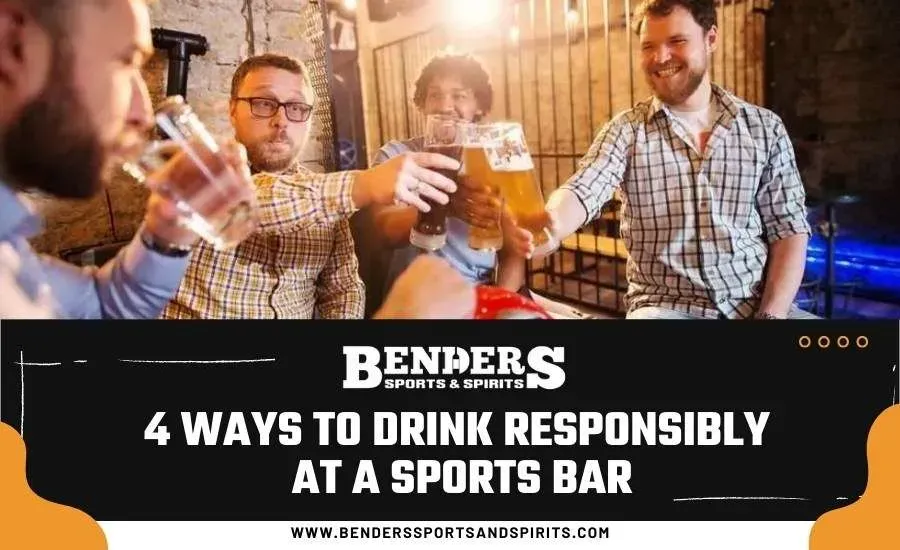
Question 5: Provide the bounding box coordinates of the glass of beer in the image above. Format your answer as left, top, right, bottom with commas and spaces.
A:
469, 122, 553, 248
410, 114, 463, 251
461, 124, 504, 251
121, 95, 258, 250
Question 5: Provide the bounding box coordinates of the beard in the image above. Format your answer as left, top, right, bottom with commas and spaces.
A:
2, 45, 104, 199
246, 131, 301, 174
647, 58, 707, 107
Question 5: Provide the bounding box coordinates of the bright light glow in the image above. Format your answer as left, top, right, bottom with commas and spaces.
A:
566, 8, 580, 26
509, 26, 520, 43
447, 0, 501, 29
342, 0, 357, 10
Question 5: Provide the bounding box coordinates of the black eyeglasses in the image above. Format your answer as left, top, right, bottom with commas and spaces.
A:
235, 97, 313, 122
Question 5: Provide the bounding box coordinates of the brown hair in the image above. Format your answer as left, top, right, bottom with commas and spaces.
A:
230, 53, 313, 99
412, 52, 493, 113
633, 0, 717, 35
28, 0, 157, 39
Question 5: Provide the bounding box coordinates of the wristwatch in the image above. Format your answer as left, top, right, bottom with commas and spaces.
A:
139, 229, 193, 258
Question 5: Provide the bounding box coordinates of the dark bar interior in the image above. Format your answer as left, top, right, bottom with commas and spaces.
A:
15, 0, 900, 320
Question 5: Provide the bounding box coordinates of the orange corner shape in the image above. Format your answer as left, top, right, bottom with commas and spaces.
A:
810, 404, 900, 550
0, 422, 107, 549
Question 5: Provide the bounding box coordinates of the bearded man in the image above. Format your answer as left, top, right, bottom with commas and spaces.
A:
532, 0, 816, 320
162, 53, 369, 319
0, 0, 256, 319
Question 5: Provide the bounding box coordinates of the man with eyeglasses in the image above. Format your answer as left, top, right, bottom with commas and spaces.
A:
162, 54, 383, 318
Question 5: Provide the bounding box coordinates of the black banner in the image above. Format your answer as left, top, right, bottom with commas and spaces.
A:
1, 320, 897, 521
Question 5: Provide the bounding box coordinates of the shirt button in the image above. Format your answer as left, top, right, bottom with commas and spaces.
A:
699, 200, 709, 210
700, 231, 711, 240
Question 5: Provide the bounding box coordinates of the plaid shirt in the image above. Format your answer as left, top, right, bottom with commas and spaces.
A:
161, 165, 365, 319
561, 84, 811, 319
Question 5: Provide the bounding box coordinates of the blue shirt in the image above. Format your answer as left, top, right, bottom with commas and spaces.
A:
0, 181, 192, 319
373, 137, 497, 292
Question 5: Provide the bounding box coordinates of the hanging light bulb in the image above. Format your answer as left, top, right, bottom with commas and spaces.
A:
510, 26, 520, 43
447, 0, 502, 30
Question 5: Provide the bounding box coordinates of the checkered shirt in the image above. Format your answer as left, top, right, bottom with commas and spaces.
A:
161, 165, 365, 319
560, 84, 812, 319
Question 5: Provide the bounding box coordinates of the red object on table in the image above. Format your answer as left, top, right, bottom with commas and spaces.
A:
473, 285, 553, 319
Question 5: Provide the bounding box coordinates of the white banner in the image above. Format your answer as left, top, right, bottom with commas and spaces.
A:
100, 521, 814, 550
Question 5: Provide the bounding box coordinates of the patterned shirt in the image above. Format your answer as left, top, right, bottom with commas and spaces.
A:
560, 84, 811, 319
161, 165, 364, 319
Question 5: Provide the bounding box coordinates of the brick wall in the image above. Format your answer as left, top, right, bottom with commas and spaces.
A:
29, 0, 320, 256
768, 0, 900, 233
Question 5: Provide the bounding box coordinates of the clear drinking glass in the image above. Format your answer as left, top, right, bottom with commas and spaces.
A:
410, 114, 464, 251
461, 123, 504, 251
469, 122, 554, 249
122, 95, 258, 250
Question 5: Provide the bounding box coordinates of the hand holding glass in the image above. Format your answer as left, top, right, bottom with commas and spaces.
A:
410, 114, 464, 251
466, 122, 554, 250
122, 95, 258, 250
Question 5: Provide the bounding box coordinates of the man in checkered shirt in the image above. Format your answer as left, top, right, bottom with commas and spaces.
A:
537, 0, 816, 320
162, 54, 461, 319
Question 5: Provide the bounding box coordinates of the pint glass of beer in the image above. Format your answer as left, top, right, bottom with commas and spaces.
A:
468, 122, 552, 247
461, 124, 504, 251
410, 114, 463, 251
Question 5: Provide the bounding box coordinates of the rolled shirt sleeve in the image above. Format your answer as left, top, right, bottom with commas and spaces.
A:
756, 119, 813, 243
558, 115, 632, 225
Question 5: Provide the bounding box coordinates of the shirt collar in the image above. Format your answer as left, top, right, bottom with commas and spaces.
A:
287, 161, 310, 176
0, 180, 43, 240
251, 159, 307, 177
648, 83, 742, 127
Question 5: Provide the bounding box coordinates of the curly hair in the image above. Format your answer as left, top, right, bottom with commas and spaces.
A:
412, 52, 493, 114
633, 0, 717, 34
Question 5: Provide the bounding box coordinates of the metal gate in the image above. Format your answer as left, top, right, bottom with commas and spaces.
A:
303, 0, 341, 172
371, 0, 769, 315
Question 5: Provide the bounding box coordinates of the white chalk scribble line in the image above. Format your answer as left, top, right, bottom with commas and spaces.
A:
119, 358, 276, 365
893, 364, 898, 404
20, 351, 25, 437
673, 496, 811, 502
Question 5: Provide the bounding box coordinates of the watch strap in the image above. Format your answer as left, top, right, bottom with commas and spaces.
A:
139, 230, 193, 258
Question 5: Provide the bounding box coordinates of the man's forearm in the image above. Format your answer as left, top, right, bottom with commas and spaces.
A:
41, 230, 191, 319
758, 234, 809, 317
546, 188, 590, 240
496, 252, 526, 292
